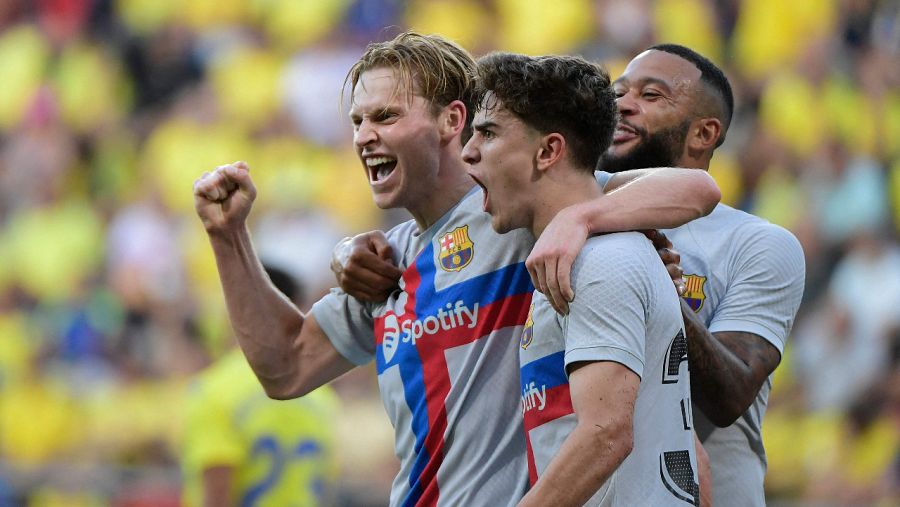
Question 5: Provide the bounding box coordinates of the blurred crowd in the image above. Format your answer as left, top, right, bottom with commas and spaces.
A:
0, 0, 897, 505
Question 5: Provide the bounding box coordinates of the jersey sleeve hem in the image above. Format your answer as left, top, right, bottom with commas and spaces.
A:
707, 318, 786, 355
565, 345, 644, 379
594, 170, 613, 189
310, 299, 374, 366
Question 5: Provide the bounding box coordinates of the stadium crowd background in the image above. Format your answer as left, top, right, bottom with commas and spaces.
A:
0, 0, 897, 505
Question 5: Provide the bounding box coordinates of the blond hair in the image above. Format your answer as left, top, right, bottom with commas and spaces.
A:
345, 32, 477, 139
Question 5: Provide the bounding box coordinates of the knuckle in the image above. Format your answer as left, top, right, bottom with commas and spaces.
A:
348, 246, 367, 259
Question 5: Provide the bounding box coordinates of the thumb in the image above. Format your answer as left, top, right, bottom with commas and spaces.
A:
223, 162, 255, 193
371, 234, 394, 262
232, 160, 250, 172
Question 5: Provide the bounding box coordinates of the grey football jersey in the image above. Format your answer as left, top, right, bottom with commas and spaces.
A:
662, 203, 805, 507
311, 187, 535, 506
520, 232, 699, 506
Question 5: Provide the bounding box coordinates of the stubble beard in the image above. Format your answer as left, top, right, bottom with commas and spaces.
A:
599, 120, 691, 173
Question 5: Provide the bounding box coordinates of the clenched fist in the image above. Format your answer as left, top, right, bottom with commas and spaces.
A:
331, 231, 402, 302
193, 161, 257, 233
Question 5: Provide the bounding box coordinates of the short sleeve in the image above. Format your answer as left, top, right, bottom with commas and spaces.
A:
310, 289, 377, 365
707, 224, 805, 354
594, 170, 613, 189
563, 238, 652, 379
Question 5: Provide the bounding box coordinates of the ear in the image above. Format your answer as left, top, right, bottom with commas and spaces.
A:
686, 117, 722, 153
438, 100, 467, 142
535, 133, 566, 172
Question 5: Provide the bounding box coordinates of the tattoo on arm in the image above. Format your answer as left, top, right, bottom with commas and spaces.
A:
681, 300, 781, 427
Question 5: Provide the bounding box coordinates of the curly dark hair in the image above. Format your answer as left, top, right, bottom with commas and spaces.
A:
473, 52, 617, 172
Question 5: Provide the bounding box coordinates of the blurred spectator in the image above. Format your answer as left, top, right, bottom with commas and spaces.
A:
123, 24, 202, 112
106, 194, 185, 308
253, 212, 348, 299
181, 265, 340, 507
806, 388, 899, 505
281, 42, 358, 147
818, 151, 890, 246
794, 232, 900, 412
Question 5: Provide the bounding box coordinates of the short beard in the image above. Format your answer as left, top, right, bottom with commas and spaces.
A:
599, 120, 691, 173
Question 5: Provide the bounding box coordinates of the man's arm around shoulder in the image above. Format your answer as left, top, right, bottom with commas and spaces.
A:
528, 167, 720, 313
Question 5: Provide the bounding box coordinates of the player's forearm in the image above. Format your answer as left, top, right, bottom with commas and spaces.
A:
202, 466, 234, 507
518, 421, 632, 507
586, 168, 720, 233
695, 432, 713, 507
681, 301, 756, 426
207, 225, 306, 393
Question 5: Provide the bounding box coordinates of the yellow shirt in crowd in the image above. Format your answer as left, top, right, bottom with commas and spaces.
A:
181, 349, 340, 507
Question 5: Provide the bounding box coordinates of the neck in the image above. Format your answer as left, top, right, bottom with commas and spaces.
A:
679, 151, 713, 171
409, 154, 476, 231
531, 168, 604, 237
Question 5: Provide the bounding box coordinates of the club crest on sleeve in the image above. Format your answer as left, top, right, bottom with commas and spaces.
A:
682, 274, 707, 313
520, 303, 535, 350
438, 225, 474, 272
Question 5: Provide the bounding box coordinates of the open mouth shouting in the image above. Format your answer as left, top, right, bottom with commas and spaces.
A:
365, 155, 398, 185
469, 174, 491, 213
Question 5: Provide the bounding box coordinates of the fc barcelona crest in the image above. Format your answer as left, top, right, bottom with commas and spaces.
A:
682, 274, 707, 313
439, 225, 474, 272
521, 303, 535, 350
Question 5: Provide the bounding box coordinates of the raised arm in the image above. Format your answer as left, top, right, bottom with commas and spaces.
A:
194, 162, 354, 399
528, 167, 720, 313
517, 361, 638, 507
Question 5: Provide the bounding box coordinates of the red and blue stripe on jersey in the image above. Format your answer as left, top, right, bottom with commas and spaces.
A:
520, 351, 573, 485
374, 241, 532, 506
